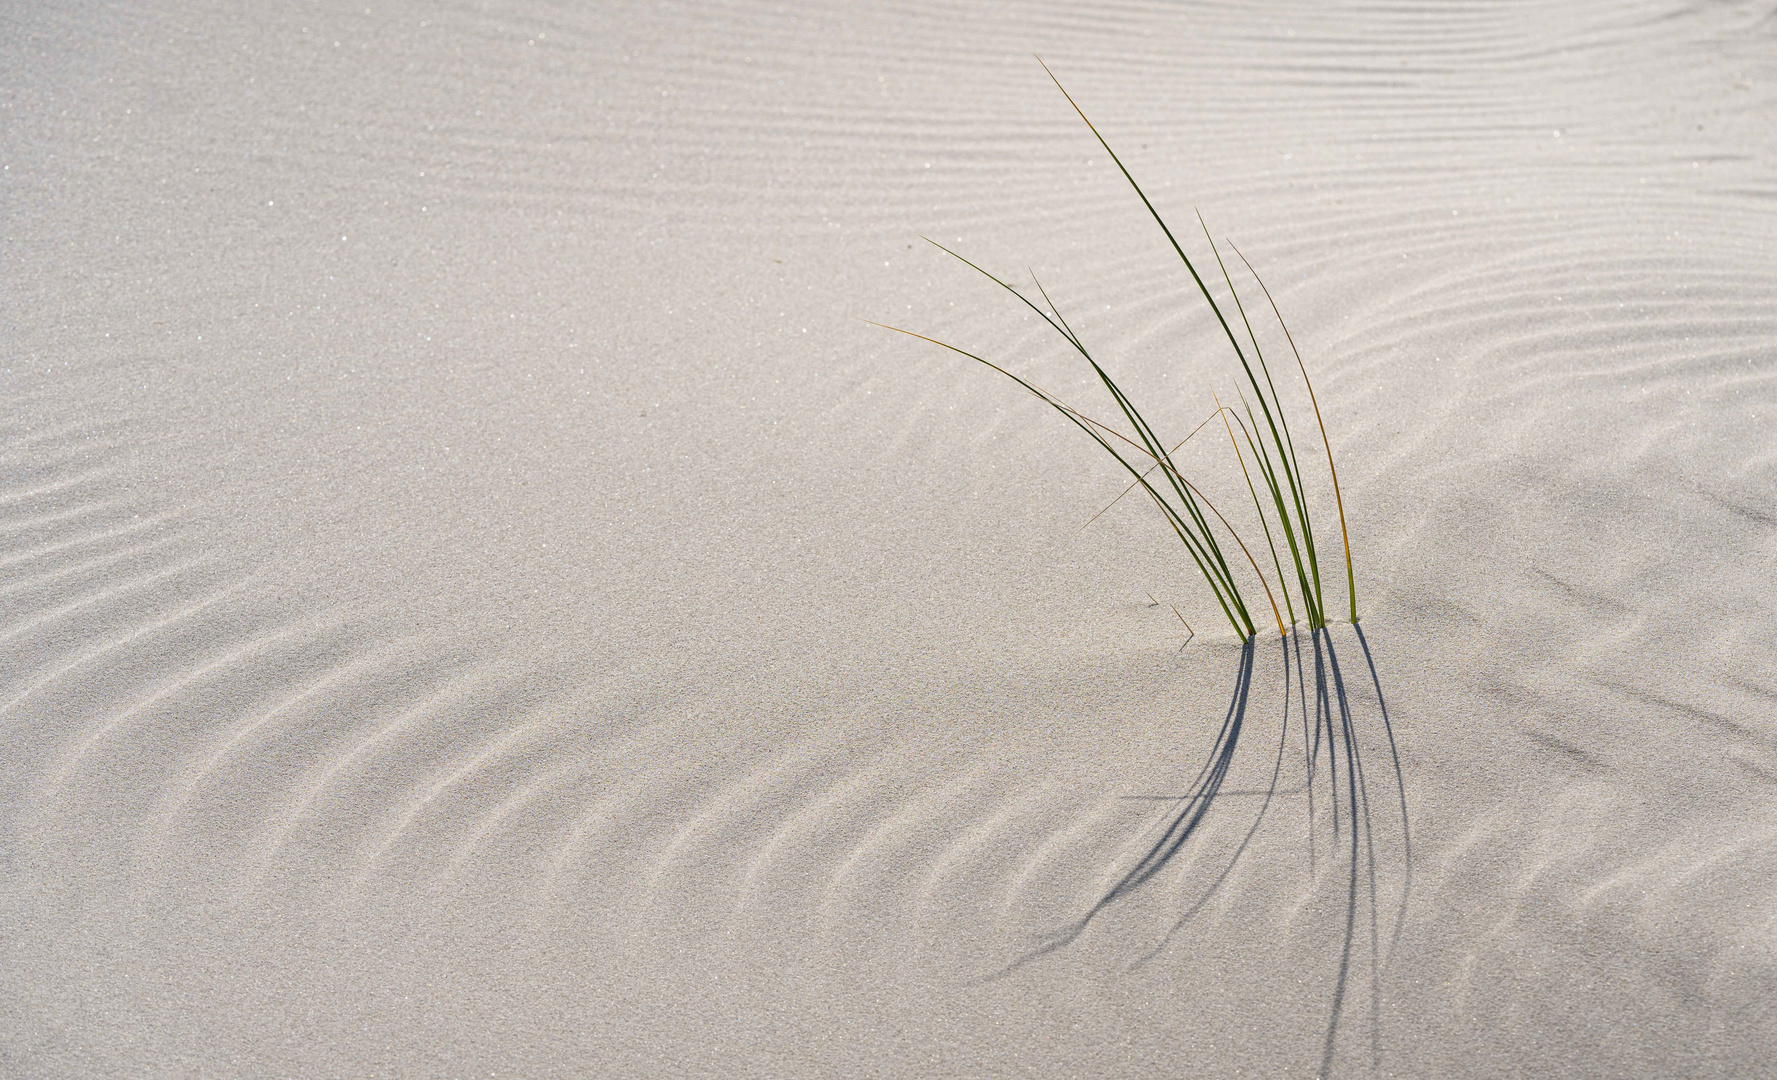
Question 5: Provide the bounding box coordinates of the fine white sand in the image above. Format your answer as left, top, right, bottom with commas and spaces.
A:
5, 1, 1776, 1075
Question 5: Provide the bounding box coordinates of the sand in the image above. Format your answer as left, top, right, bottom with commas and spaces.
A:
4, 0, 1775, 1075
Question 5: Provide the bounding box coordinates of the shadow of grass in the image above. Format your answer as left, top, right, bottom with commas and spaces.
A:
992, 626, 1409, 1077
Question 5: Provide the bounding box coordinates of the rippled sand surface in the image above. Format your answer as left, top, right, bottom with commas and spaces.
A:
5, 2, 1776, 1075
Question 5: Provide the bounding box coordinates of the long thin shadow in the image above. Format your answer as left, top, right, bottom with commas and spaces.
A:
1314, 626, 1411, 1079
1355, 623, 1412, 970
1131, 634, 1294, 969
1316, 627, 1364, 1078
988, 626, 1410, 1078
989, 638, 1258, 978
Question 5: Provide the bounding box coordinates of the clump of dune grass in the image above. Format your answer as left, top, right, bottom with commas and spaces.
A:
875, 59, 1357, 640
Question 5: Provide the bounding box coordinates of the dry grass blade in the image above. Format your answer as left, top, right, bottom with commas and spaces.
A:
1074, 409, 1224, 537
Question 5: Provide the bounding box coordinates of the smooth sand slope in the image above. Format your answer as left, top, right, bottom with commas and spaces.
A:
4, 1, 1776, 1076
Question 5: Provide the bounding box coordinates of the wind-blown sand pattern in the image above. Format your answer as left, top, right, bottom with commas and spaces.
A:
4, 1, 1775, 1075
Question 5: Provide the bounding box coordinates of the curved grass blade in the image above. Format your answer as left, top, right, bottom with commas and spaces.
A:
1232, 243, 1359, 625
867, 321, 1251, 637
1023, 272, 1260, 634
868, 314, 1289, 639
1199, 215, 1325, 622
1216, 395, 1295, 628
1239, 391, 1324, 629
1036, 57, 1252, 382
1038, 54, 1325, 628
1074, 409, 1223, 538
913, 242, 1277, 638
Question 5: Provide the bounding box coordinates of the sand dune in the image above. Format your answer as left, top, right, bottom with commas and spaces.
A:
4, 0, 1775, 1075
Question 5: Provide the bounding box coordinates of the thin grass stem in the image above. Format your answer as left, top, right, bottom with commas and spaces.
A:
877, 61, 1358, 641
868, 321, 1253, 637
1200, 215, 1325, 621
1217, 396, 1295, 627
1232, 244, 1358, 624
917, 238, 1268, 637
1037, 54, 1325, 630
1074, 409, 1222, 537
1239, 392, 1324, 629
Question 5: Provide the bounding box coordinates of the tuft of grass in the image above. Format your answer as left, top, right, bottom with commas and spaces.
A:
875, 60, 1357, 639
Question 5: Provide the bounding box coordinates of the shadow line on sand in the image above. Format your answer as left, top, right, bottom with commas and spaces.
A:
990, 626, 1410, 1078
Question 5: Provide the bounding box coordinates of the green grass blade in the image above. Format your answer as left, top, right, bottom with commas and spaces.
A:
921, 234, 1248, 623
1036, 57, 1324, 631
879, 61, 1355, 639
1074, 409, 1224, 537
868, 321, 1253, 637
1216, 396, 1294, 627
1239, 393, 1324, 628
1232, 243, 1358, 625
1021, 274, 1259, 635
1198, 216, 1324, 617
1036, 58, 1254, 381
